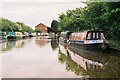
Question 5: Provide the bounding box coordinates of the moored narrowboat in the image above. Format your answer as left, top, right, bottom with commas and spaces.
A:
59, 31, 72, 43
69, 30, 109, 50
7, 32, 23, 39
22, 32, 29, 38
15, 32, 23, 39
7, 32, 16, 39
0, 31, 7, 40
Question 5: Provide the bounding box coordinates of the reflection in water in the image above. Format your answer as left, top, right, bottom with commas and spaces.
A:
35, 38, 50, 47
59, 50, 88, 77
1, 38, 120, 78
58, 43, 120, 78
35, 38, 59, 50
51, 39, 59, 50
15, 40, 24, 48
0, 39, 25, 52
68, 49, 103, 71
2, 40, 15, 51
2, 38, 81, 78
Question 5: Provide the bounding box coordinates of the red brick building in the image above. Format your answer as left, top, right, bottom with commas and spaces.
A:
35, 23, 48, 33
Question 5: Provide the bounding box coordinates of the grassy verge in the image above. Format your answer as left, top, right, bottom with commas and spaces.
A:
108, 40, 120, 49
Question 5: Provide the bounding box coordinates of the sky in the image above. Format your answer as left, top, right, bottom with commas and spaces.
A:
0, 0, 86, 29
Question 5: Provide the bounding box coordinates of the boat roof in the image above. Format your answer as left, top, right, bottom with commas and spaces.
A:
72, 30, 104, 33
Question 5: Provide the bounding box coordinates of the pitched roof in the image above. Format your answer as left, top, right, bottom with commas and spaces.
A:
35, 23, 47, 28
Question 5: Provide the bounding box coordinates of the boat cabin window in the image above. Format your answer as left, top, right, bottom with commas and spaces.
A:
87, 31, 105, 40
101, 33, 105, 39
92, 32, 95, 40
96, 33, 99, 39
87, 33, 91, 39
74, 34, 77, 40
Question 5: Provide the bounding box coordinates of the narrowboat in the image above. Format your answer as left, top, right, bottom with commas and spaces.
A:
7, 32, 23, 39
7, 32, 16, 39
59, 31, 72, 43
22, 32, 30, 38
68, 30, 109, 50
0, 31, 7, 40
15, 32, 23, 39
28, 32, 34, 37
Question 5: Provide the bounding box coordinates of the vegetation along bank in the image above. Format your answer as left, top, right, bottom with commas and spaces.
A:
51, 2, 120, 49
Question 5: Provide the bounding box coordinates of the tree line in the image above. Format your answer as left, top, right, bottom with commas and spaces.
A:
0, 18, 34, 33
51, 2, 120, 40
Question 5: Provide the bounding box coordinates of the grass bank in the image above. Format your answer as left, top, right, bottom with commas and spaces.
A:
108, 40, 120, 50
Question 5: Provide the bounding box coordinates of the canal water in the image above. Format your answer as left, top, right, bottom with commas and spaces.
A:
0, 37, 120, 78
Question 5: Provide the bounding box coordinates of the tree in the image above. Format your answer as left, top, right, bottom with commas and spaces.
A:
51, 20, 59, 32
35, 28, 42, 33
15, 22, 33, 32
56, 2, 120, 41
0, 18, 34, 33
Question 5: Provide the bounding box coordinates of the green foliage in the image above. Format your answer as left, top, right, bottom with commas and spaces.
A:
51, 20, 59, 32
51, 39, 58, 50
56, 2, 120, 41
0, 18, 18, 32
0, 18, 34, 33
15, 22, 34, 32
35, 28, 42, 33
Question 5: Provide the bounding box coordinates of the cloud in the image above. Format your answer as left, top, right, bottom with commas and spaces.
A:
0, 2, 86, 29
0, 0, 85, 2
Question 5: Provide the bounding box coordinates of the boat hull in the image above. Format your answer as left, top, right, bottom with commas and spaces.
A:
69, 42, 109, 51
